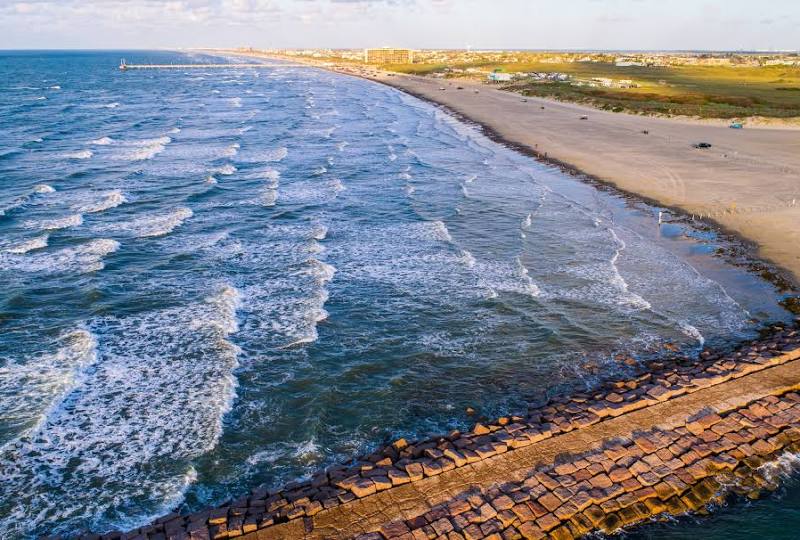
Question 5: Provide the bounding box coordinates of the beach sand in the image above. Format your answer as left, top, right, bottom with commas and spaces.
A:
365, 74, 800, 285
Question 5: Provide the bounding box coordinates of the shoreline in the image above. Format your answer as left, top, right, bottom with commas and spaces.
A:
371, 80, 800, 299
366, 74, 800, 289
48, 49, 800, 540
225, 51, 800, 291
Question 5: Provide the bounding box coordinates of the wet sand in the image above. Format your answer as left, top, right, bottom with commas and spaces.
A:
360, 74, 800, 285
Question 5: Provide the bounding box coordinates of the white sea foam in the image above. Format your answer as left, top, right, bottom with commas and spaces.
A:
265, 147, 288, 162
33, 184, 55, 194
63, 150, 93, 160
522, 213, 533, 229
260, 189, 277, 207
229, 97, 242, 108
607, 228, 651, 310
678, 322, 705, 346
74, 190, 126, 214
330, 178, 345, 193
212, 164, 237, 176
465, 174, 477, 184
222, 143, 240, 157
311, 225, 328, 241
516, 257, 542, 297
336, 141, 349, 152
0, 329, 97, 447
116, 136, 171, 161
104, 102, 120, 109
5, 235, 49, 254
26, 213, 83, 231
0, 238, 119, 274
50, 85, 61, 90
99, 207, 193, 238
758, 451, 800, 484
0, 284, 241, 536
404, 185, 416, 196
460, 249, 476, 268
90, 136, 114, 146
431, 220, 453, 243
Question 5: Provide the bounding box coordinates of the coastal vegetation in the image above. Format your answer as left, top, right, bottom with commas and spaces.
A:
385, 61, 800, 119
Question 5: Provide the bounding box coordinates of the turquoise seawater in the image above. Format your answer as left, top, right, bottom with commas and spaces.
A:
0, 51, 794, 538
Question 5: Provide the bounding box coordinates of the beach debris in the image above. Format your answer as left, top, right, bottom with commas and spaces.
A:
580, 115, 589, 120
693, 142, 713, 149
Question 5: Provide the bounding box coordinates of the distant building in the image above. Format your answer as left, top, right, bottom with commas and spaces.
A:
488, 72, 513, 82
364, 48, 414, 64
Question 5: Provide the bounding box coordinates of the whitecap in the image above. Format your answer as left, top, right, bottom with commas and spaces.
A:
5, 235, 49, 254
516, 257, 542, 297
330, 178, 345, 193
98, 207, 192, 238
26, 214, 83, 231
229, 97, 242, 108
0, 238, 119, 274
265, 147, 288, 162
260, 189, 277, 207
0, 284, 241, 536
311, 225, 328, 241
522, 213, 533, 229
50, 85, 61, 90
212, 164, 237, 176
222, 143, 240, 157
115, 136, 171, 161
430, 220, 453, 243
460, 249, 476, 268
63, 150, 93, 160
90, 137, 114, 146
0, 329, 97, 445
33, 184, 55, 194
74, 190, 126, 214
104, 102, 120, 109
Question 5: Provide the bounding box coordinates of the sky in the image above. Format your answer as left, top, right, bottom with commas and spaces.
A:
0, 0, 798, 51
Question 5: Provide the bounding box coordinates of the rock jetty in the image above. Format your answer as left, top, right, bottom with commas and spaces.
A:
60, 324, 800, 540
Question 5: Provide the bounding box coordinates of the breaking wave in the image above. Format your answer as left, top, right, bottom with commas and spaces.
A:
97, 207, 193, 238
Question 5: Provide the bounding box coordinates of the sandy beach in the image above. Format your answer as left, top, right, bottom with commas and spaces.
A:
354, 73, 800, 286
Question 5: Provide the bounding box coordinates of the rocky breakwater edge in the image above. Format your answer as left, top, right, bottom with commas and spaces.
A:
56, 323, 800, 540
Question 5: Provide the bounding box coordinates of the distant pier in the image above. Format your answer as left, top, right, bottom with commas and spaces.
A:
118, 59, 303, 70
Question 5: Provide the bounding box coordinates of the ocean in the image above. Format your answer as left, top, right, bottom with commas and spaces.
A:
0, 50, 794, 538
